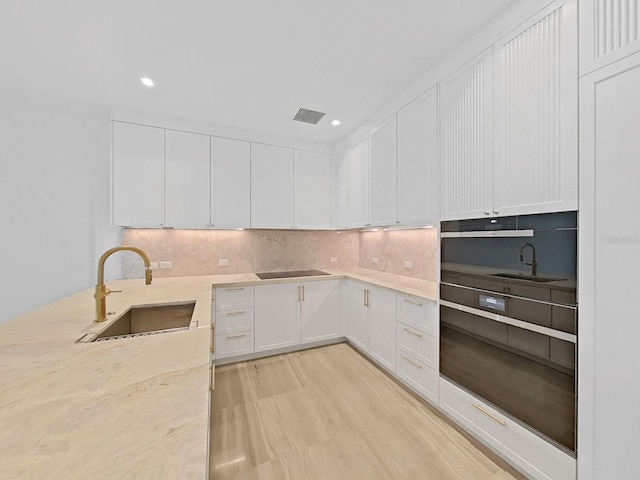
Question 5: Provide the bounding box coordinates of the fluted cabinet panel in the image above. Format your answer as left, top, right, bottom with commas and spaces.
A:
581, 0, 640, 74
112, 122, 165, 227
440, 48, 493, 221
493, 2, 578, 216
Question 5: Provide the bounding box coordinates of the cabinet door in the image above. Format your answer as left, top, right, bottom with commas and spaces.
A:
369, 115, 397, 226
254, 283, 300, 352
345, 137, 370, 228
493, 1, 578, 216
300, 280, 341, 343
112, 122, 165, 227
332, 150, 349, 229
341, 280, 369, 351
440, 48, 493, 221
368, 286, 397, 372
397, 86, 439, 226
211, 136, 250, 228
580, 0, 640, 75
250, 143, 294, 228
294, 150, 332, 229
579, 52, 640, 480
165, 130, 211, 228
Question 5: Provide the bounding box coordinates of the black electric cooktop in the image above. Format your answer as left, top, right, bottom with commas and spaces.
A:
255, 270, 330, 280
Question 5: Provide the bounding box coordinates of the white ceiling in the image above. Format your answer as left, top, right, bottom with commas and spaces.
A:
0, 0, 517, 145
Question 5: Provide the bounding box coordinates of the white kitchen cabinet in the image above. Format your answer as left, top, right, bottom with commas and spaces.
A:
368, 285, 397, 371
300, 280, 341, 344
164, 130, 211, 228
254, 283, 300, 352
397, 86, 439, 226
440, 48, 494, 221
250, 143, 294, 229
334, 137, 369, 229
369, 115, 397, 226
341, 279, 369, 351
112, 121, 165, 227
440, 378, 575, 480
293, 150, 332, 229
211, 136, 250, 229
580, 0, 640, 76
493, 1, 578, 216
579, 51, 640, 480
332, 149, 349, 229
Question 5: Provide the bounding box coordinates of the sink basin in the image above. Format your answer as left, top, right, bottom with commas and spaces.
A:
83, 302, 196, 342
490, 273, 567, 283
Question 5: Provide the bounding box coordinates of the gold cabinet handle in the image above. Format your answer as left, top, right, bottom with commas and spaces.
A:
211, 325, 215, 353
225, 310, 246, 316
298, 285, 301, 302
403, 356, 422, 369
403, 327, 423, 338
363, 289, 367, 307
226, 333, 246, 339
404, 298, 423, 307
472, 403, 506, 426
301, 285, 305, 301
225, 287, 245, 291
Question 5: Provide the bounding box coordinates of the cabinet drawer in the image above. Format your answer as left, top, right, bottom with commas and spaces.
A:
396, 351, 438, 403
215, 286, 254, 311
396, 322, 438, 370
215, 308, 254, 335
439, 378, 575, 480
215, 331, 254, 359
396, 294, 438, 336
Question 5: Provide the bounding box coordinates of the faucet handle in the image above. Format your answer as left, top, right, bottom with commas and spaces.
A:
104, 288, 122, 296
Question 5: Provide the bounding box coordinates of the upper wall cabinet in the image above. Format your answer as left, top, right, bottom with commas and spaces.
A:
493, 0, 578, 216
165, 130, 211, 228
369, 115, 397, 227
112, 122, 165, 227
440, 48, 494, 221
397, 86, 439, 226
211, 137, 251, 229
294, 150, 332, 229
333, 137, 370, 229
250, 143, 294, 229
580, 0, 640, 76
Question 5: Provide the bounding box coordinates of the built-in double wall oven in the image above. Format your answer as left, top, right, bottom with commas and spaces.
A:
440, 211, 577, 455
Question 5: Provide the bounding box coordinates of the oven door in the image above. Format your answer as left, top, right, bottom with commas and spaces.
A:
439, 299, 576, 453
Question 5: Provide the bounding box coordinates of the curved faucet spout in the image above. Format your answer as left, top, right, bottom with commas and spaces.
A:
94, 246, 153, 322
519, 243, 538, 277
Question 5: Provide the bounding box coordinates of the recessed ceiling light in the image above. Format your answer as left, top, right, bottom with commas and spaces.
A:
331, 119, 341, 126
140, 77, 154, 87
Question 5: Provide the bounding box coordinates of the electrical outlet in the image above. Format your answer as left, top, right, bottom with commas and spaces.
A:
219, 259, 229, 266
330, 256, 338, 263
403, 260, 412, 269
160, 261, 172, 269
150, 262, 159, 269
372, 257, 379, 265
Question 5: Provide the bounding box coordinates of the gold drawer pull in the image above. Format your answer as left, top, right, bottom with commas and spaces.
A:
403, 356, 422, 368
403, 327, 423, 338
225, 287, 245, 291
226, 333, 247, 339
472, 403, 506, 426
211, 325, 215, 353
404, 298, 423, 307
225, 310, 246, 316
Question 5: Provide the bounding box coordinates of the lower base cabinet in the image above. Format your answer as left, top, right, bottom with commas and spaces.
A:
396, 351, 439, 403
439, 378, 576, 480
216, 331, 255, 359
254, 283, 300, 352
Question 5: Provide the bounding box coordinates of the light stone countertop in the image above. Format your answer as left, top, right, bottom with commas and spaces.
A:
0, 268, 436, 480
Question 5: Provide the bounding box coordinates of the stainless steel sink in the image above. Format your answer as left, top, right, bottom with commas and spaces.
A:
490, 272, 567, 283
78, 302, 196, 343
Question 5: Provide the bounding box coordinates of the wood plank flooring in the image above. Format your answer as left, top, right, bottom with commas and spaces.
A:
210, 343, 523, 480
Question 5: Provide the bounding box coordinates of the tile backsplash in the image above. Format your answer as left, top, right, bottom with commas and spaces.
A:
121, 227, 438, 281
121, 229, 359, 278
359, 228, 438, 281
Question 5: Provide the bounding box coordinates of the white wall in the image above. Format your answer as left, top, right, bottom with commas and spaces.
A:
0, 105, 120, 323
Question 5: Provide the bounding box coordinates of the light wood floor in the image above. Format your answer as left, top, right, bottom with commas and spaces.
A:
210, 343, 523, 480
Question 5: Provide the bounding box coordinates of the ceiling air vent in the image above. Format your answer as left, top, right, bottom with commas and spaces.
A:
293, 107, 326, 125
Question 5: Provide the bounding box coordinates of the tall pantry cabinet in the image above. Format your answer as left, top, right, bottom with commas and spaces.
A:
578, 0, 640, 476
